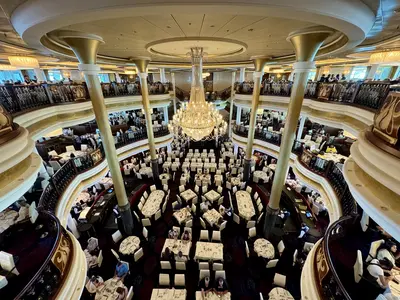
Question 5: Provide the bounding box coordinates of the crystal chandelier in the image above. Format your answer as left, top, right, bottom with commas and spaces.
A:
168, 48, 227, 141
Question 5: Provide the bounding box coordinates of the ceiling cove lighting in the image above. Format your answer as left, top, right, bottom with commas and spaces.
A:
168, 47, 227, 141
8, 56, 39, 68
0, 64, 17, 70
369, 51, 400, 65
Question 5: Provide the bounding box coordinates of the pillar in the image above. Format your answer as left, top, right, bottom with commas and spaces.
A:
164, 106, 169, 124
367, 64, 379, 80
296, 116, 306, 141
171, 72, 177, 114
389, 66, 398, 80
34, 68, 46, 82
132, 58, 160, 180
264, 26, 333, 239
59, 31, 133, 234
229, 71, 236, 137
236, 107, 242, 125
160, 68, 167, 83
239, 67, 246, 82
243, 57, 269, 181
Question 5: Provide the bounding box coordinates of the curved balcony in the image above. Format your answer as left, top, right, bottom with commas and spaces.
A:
0, 210, 84, 300
234, 81, 393, 136
232, 126, 357, 222
38, 128, 172, 226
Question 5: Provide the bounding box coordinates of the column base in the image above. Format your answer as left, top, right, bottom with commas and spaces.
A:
243, 158, 252, 182
151, 158, 160, 182
263, 205, 280, 239
119, 203, 134, 235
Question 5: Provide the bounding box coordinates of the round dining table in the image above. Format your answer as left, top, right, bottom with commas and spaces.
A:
268, 287, 294, 300
119, 236, 140, 255
254, 238, 275, 259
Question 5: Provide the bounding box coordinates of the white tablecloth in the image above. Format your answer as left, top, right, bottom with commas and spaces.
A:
253, 170, 269, 181
76, 191, 91, 204
236, 191, 255, 221
268, 164, 276, 171
268, 287, 294, 300
159, 173, 170, 181
231, 177, 241, 186
59, 150, 85, 163
319, 152, 347, 163
182, 162, 190, 170
195, 174, 211, 185
95, 278, 124, 300
141, 190, 164, 217
162, 239, 192, 256
151, 289, 187, 300
180, 189, 197, 202
390, 269, 400, 297
139, 167, 153, 175
195, 291, 231, 299
173, 207, 193, 225
203, 209, 223, 227
99, 177, 113, 189
204, 190, 221, 202
119, 236, 140, 255
254, 238, 275, 259
195, 242, 224, 261
162, 161, 172, 169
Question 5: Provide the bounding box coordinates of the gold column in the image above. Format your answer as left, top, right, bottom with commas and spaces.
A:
131, 58, 160, 180
171, 72, 177, 114
60, 31, 133, 234
243, 57, 269, 181
264, 26, 333, 238
229, 71, 236, 137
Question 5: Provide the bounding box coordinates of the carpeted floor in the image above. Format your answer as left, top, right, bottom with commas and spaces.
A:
78, 141, 324, 300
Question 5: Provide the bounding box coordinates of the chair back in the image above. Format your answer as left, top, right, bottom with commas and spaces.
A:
249, 227, 256, 238
199, 269, 210, 280
134, 248, 144, 262
354, 250, 363, 283
142, 227, 148, 240
367, 240, 384, 262
112, 230, 122, 243
247, 220, 256, 228
176, 261, 186, 271
200, 218, 206, 229
98, 250, 103, 267
233, 213, 240, 224
127, 286, 134, 300
273, 273, 286, 287
200, 230, 209, 241
141, 218, 151, 227
277, 240, 285, 256
159, 273, 170, 286
161, 261, 172, 270
219, 221, 227, 231
212, 231, 221, 241
213, 262, 223, 271
174, 274, 185, 287
215, 270, 226, 280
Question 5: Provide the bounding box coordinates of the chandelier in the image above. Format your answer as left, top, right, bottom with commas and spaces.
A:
8, 56, 39, 68
168, 48, 227, 141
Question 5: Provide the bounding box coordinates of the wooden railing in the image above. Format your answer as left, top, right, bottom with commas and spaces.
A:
0, 82, 171, 116
232, 126, 357, 216
39, 126, 170, 212
235, 80, 392, 111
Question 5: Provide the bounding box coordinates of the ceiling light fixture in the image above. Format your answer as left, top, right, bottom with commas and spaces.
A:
8, 56, 39, 69
168, 47, 227, 141
0, 64, 17, 71
369, 50, 400, 65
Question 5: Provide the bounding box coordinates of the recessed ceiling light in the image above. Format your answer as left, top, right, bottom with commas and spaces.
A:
189, 23, 192, 25
248, 29, 254, 32
226, 30, 229, 32
133, 31, 137, 34
210, 25, 215, 28
167, 26, 171, 28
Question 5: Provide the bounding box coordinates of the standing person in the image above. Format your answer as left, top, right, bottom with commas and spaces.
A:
298, 222, 310, 239
319, 74, 326, 83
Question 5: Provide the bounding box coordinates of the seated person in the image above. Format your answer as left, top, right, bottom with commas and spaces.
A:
161, 247, 175, 261
84, 249, 98, 269
181, 230, 191, 241
377, 241, 400, 271
219, 205, 226, 216
200, 201, 210, 213
298, 223, 310, 239
367, 258, 396, 298
326, 144, 337, 153
116, 286, 129, 300
114, 261, 129, 281
199, 276, 213, 298
85, 275, 104, 294
175, 250, 188, 262
214, 277, 229, 295
168, 229, 178, 239
173, 201, 182, 211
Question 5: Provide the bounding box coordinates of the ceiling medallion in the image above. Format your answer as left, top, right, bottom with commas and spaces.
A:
168, 47, 227, 141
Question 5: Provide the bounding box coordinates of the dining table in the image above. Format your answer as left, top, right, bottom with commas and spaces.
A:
230, 177, 241, 186
139, 166, 153, 176
390, 269, 400, 297
162, 161, 172, 169
204, 190, 221, 202
253, 170, 269, 182
58, 150, 86, 163
99, 177, 113, 189
268, 287, 294, 300
151, 289, 187, 300
76, 191, 91, 204
141, 190, 165, 217
180, 189, 197, 202
194, 241, 224, 261
318, 152, 347, 163
119, 236, 140, 255
173, 207, 193, 225
203, 208, 223, 227
195, 291, 231, 299
235, 191, 255, 221
254, 238, 275, 259
195, 173, 211, 185
94, 277, 125, 300
162, 239, 192, 257
159, 173, 170, 183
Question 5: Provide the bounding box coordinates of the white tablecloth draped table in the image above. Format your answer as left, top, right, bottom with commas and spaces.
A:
318, 152, 347, 163
268, 287, 294, 300
119, 236, 140, 255
195, 291, 231, 299
141, 190, 165, 217
195, 174, 211, 185
236, 191, 255, 221
195, 241, 224, 261
268, 164, 277, 171
159, 173, 170, 181
173, 207, 193, 225
151, 289, 187, 300
203, 209, 223, 227
99, 177, 113, 189
162, 161, 172, 169
76, 191, 91, 203
230, 177, 241, 186
162, 239, 192, 257
95, 278, 124, 300
204, 190, 221, 202
58, 150, 86, 163
222, 151, 235, 159
204, 162, 217, 170
253, 170, 269, 181
390, 269, 400, 297
139, 167, 153, 175
254, 238, 275, 259
182, 162, 190, 170
180, 189, 197, 202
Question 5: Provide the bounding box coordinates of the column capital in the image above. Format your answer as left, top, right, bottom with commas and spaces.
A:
287, 26, 333, 62
130, 57, 151, 74
251, 56, 270, 72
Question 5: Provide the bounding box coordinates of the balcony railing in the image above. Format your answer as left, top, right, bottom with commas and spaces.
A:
0, 210, 74, 300
0, 82, 171, 116
232, 125, 357, 216
39, 126, 170, 212
235, 80, 392, 111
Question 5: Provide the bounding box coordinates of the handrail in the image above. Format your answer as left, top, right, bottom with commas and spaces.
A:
39, 126, 170, 212
0, 81, 171, 116
321, 215, 355, 300
232, 125, 357, 216
235, 80, 392, 112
